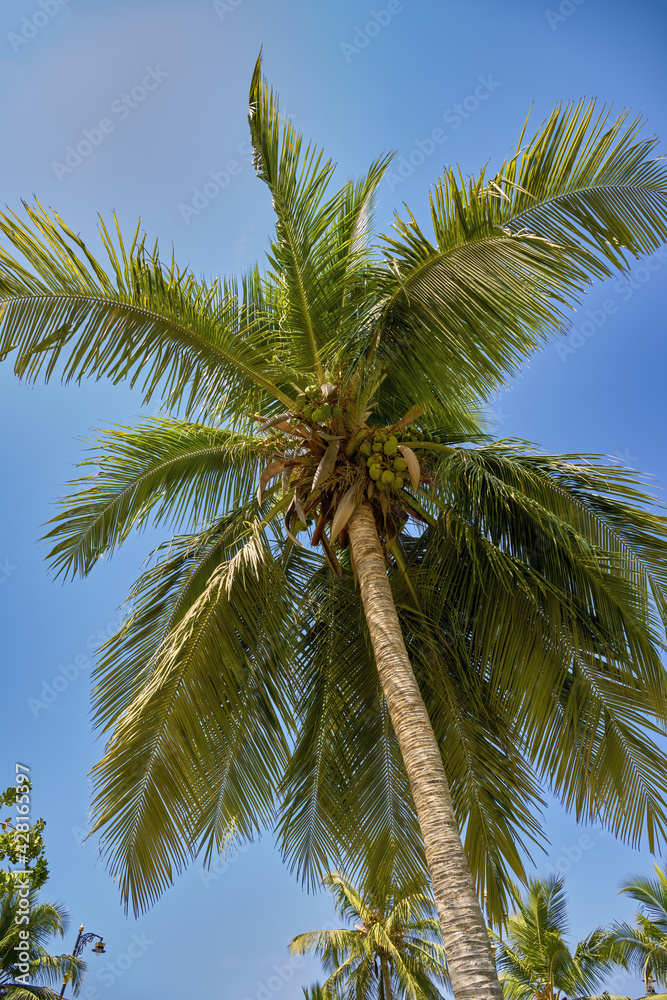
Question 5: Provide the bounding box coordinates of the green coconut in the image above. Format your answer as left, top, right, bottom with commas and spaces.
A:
393, 456, 408, 472
381, 469, 395, 485
311, 407, 326, 422
359, 441, 372, 456
394, 475, 404, 490
372, 442, 383, 453
369, 464, 382, 480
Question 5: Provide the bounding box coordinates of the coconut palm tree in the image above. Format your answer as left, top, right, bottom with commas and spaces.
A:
0, 889, 85, 998
291, 872, 448, 1000
494, 876, 614, 1000
302, 986, 325, 1000
2, 55, 667, 1000
606, 864, 667, 992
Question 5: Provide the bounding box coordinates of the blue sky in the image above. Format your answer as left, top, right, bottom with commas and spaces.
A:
1, 1, 667, 997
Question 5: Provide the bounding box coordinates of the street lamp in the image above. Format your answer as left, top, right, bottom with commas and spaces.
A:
58, 924, 106, 998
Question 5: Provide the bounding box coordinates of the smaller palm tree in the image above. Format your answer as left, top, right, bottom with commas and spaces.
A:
290, 871, 448, 1000
302, 986, 325, 1000
494, 876, 614, 1000
606, 863, 667, 993
0, 889, 85, 998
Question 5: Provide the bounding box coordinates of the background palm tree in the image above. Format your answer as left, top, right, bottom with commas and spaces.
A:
302, 984, 325, 1000
291, 871, 448, 1000
494, 876, 614, 1000
606, 863, 667, 993
0, 889, 85, 998
2, 55, 667, 1000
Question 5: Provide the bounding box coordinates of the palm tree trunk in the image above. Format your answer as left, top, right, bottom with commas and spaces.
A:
381, 954, 393, 1000
347, 504, 503, 1000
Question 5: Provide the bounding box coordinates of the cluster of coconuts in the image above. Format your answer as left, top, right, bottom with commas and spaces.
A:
359, 430, 409, 492
296, 385, 343, 424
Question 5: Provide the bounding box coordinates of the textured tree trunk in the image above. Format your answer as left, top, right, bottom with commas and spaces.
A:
381, 953, 393, 1000
348, 504, 503, 1000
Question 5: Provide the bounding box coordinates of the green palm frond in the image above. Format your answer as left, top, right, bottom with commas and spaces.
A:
277, 568, 426, 892
248, 55, 392, 384
605, 862, 667, 989
619, 864, 667, 930
418, 443, 667, 852
0, 892, 86, 997
0, 205, 294, 420
89, 516, 301, 913
43, 417, 263, 579
377, 100, 667, 411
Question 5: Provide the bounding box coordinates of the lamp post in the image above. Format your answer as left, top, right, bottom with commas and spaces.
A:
58, 924, 106, 999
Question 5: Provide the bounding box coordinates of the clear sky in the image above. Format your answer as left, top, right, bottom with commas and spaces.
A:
1, 1, 666, 998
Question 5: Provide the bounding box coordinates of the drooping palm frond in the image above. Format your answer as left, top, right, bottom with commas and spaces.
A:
414, 442, 667, 850
89, 515, 305, 913
43, 417, 263, 579
278, 566, 424, 893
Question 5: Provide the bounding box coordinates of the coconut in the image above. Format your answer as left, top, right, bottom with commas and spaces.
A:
369, 464, 382, 480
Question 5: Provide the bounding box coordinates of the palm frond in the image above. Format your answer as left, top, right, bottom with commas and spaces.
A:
89, 516, 300, 913
377, 100, 667, 409
0, 205, 294, 420
43, 417, 263, 579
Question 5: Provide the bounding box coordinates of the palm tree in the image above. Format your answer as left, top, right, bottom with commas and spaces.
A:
606, 864, 667, 993
291, 871, 448, 1000
494, 876, 614, 1000
0, 889, 85, 998
302, 987, 325, 1000
1, 55, 667, 1000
